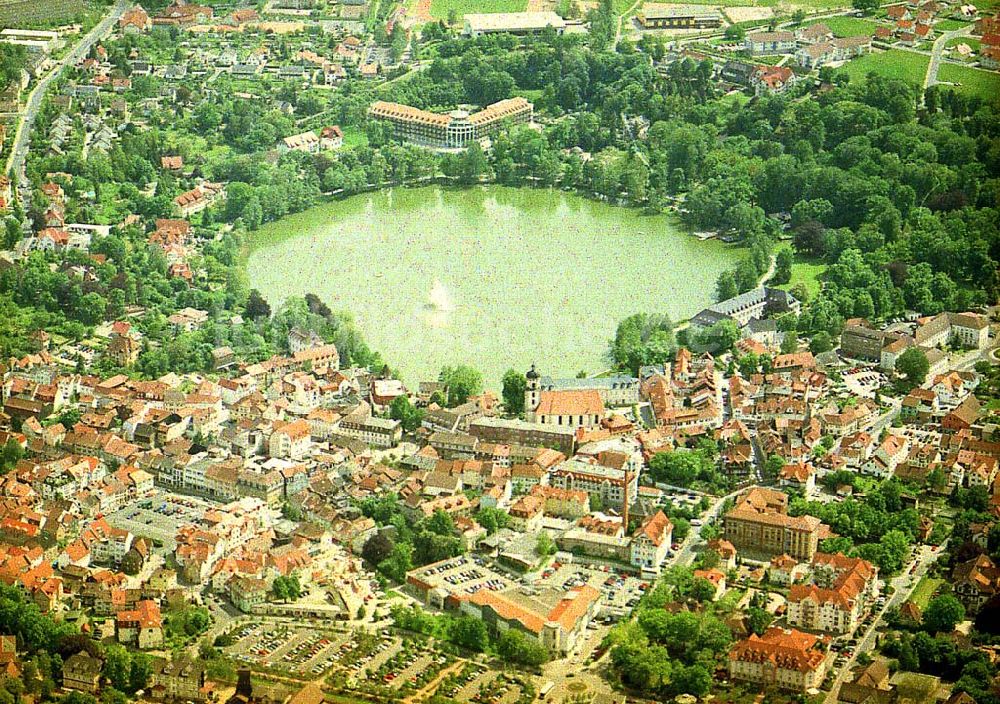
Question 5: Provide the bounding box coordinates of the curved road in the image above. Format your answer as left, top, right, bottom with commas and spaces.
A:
923, 24, 972, 92
5, 0, 128, 201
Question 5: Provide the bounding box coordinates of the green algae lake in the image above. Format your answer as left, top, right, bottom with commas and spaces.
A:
246, 185, 739, 385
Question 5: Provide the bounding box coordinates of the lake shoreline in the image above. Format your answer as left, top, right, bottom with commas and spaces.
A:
241, 180, 705, 261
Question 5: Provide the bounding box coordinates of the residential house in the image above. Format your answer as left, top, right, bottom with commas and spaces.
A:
953, 554, 1000, 612
149, 657, 206, 701
786, 553, 879, 634
320, 125, 344, 150
778, 461, 816, 495
280, 131, 320, 153
174, 182, 224, 217
120, 6, 152, 32
116, 599, 163, 649
63, 652, 104, 693
630, 510, 673, 575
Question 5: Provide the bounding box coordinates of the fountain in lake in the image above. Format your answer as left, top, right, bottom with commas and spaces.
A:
423, 278, 454, 327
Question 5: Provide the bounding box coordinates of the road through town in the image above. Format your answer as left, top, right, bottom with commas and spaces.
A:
5, 0, 128, 200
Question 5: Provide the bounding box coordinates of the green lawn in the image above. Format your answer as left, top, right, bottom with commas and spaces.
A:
946, 36, 980, 50
514, 88, 545, 102
937, 63, 1000, 101
781, 254, 826, 300
341, 125, 369, 148
836, 49, 929, 86
934, 18, 971, 31
909, 576, 943, 609
428, 0, 528, 19
809, 15, 879, 37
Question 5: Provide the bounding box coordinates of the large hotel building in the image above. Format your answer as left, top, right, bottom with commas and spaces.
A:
368, 97, 533, 149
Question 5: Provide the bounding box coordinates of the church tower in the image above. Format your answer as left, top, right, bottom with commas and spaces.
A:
525, 364, 540, 419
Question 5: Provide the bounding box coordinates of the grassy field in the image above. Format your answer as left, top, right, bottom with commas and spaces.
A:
938, 63, 1000, 101
428, 0, 527, 19
514, 88, 545, 102
781, 254, 826, 300
809, 15, 879, 36
909, 576, 943, 609
836, 49, 930, 86
934, 18, 972, 31
340, 125, 369, 148
946, 36, 980, 50
617, 0, 641, 15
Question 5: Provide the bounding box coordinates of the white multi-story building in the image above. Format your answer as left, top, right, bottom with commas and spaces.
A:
629, 511, 673, 575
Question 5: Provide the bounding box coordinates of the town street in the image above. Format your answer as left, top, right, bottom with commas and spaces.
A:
5, 0, 128, 200
671, 487, 745, 567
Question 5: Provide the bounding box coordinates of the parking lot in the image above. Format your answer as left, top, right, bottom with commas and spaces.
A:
408, 554, 515, 598
223, 622, 353, 676
437, 662, 525, 704
336, 632, 402, 675
533, 562, 649, 617
106, 491, 221, 552
843, 367, 889, 399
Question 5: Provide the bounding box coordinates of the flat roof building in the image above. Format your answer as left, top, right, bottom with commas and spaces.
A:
463, 11, 566, 36
637, 6, 722, 29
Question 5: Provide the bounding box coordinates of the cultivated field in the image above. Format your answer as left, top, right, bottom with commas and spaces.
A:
0, 0, 83, 24
428, 0, 529, 19
808, 15, 879, 36
837, 49, 930, 86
